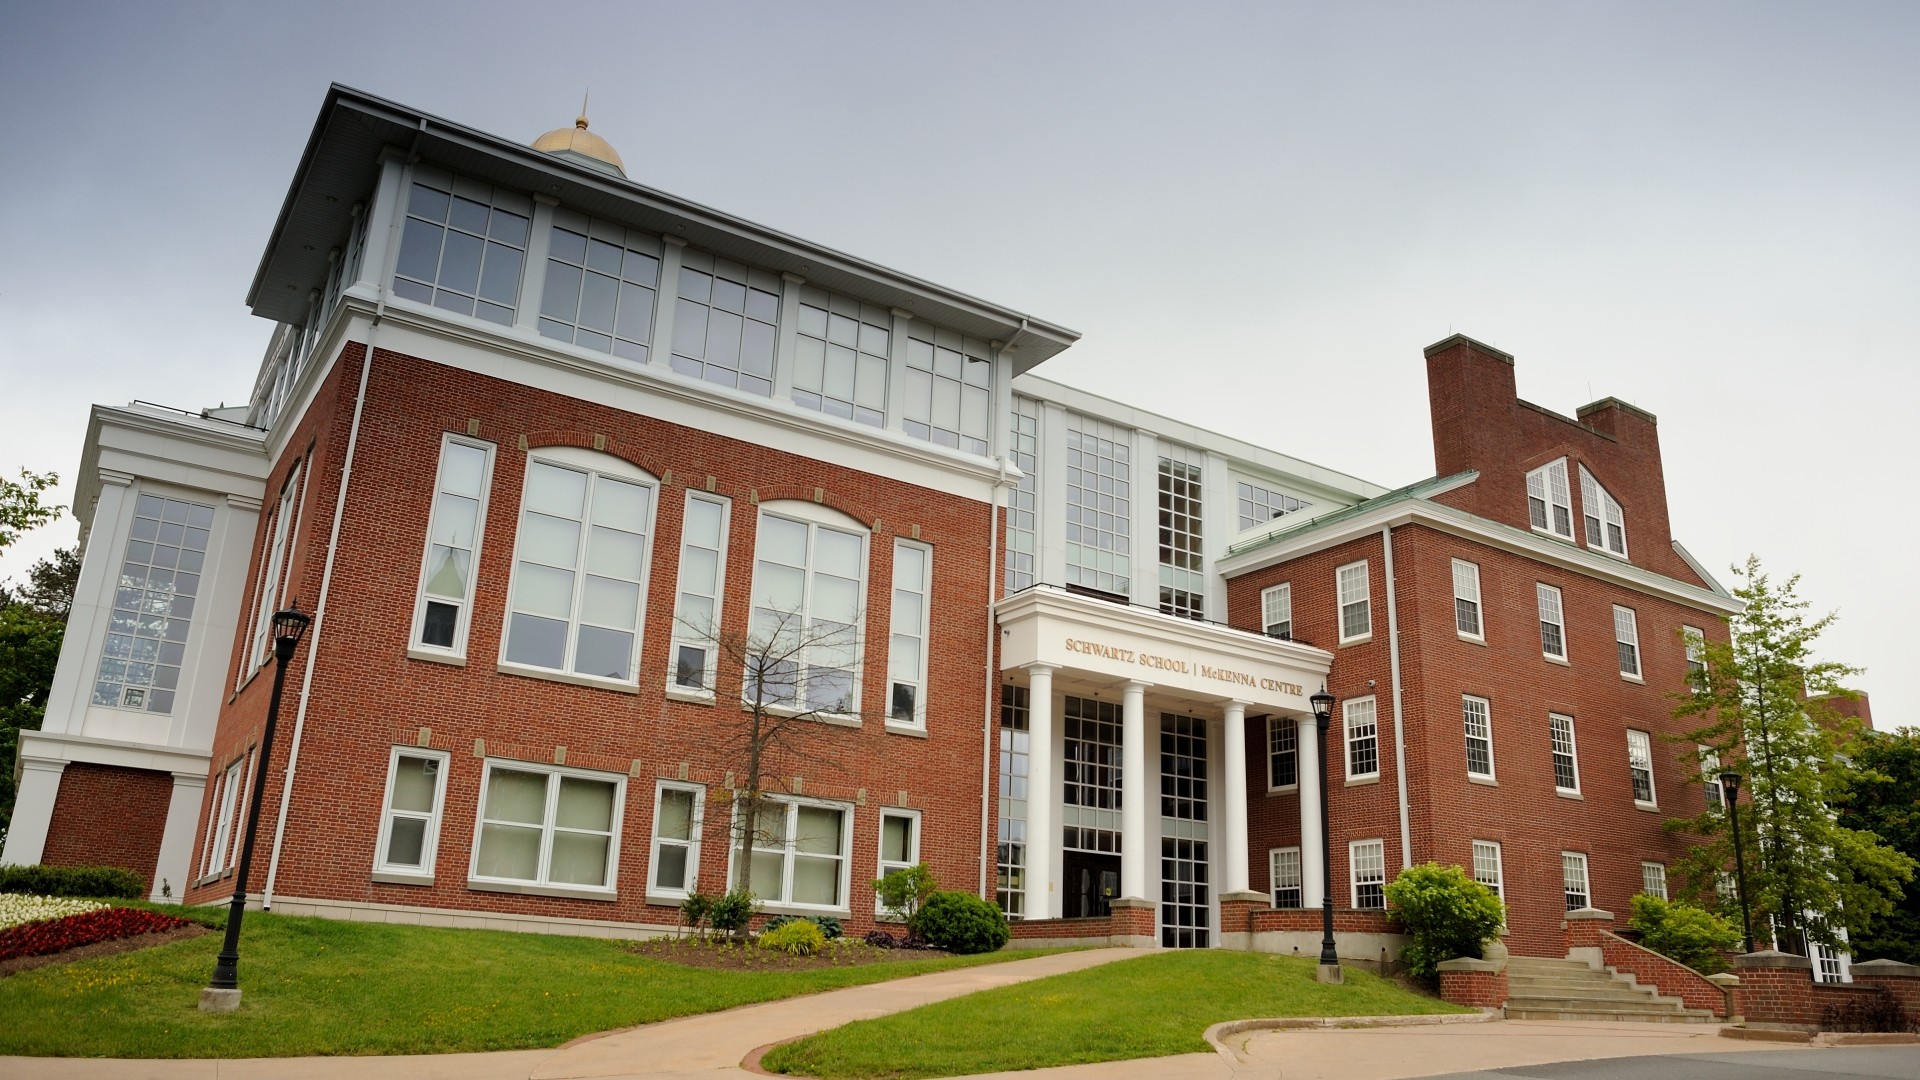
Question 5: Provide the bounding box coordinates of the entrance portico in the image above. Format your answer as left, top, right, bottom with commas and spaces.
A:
996, 586, 1334, 946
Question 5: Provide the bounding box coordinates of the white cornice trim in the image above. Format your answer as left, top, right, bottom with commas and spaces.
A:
995, 585, 1335, 672
18, 730, 213, 775
1216, 498, 1743, 615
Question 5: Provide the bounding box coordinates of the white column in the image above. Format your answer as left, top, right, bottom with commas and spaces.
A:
1220, 701, 1250, 895
771, 274, 806, 403
0, 758, 67, 866
649, 236, 687, 370
1120, 680, 1151, 900
1025, 664, 1059, 919
1298, 715, 1327, 909
513, 195, 557, 334
150, 771, 210, 902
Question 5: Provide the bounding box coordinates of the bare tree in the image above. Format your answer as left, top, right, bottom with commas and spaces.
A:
672, 604, 863, 906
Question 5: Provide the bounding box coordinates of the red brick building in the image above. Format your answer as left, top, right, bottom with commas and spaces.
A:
5, 88, 1741, 961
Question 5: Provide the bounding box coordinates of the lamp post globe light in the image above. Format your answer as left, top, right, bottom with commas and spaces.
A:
1719, 770, 1758, 955
200, 604, 311, 1014
1309, 691, 1342, 985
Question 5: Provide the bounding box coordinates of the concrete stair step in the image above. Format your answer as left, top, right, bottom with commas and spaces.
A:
1506, 983, 1668, 1001
1505, 1006, 1718, 1024
1505, 996, 1697, 1015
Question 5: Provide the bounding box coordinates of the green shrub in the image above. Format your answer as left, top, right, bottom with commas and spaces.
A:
874, 862, 939, 923
758, 919, 826, 956
1384, 862, 1506, 980
708, 887, 756, 935
1629, 894, 1742, 974
763, 913, 844, 939
0, 864, 145, 899
678, 893, 711, 938
909, 890, 1009, 954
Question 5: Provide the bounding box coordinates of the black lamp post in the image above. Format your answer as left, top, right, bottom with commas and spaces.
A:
1310, 691, 1341, 984
1719, 770, 1757, 954
202, 604, 311, 1012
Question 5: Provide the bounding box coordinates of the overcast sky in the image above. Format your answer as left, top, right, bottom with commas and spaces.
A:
1, 1, 1914, 724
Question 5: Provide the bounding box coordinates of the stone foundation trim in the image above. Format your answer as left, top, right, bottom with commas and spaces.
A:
264, 893, 679, 939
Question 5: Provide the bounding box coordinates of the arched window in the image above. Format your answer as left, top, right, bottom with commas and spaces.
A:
746, 501, 868, 715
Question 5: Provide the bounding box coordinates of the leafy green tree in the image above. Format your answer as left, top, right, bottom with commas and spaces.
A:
1669, 557, 1916, 954
1628, 894, 1743, 974
0, 470, 62, 553
1840, 727, 1920, 963
1, 540, 78, 843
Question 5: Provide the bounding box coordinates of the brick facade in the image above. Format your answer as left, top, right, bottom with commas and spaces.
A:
42, 763, 173, 889
185, 346, 998, 939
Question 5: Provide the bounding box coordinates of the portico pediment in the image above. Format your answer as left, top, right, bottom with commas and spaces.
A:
996, 586, 1332, 713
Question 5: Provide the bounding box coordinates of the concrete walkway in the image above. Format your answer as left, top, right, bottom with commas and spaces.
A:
0, 954, 1866, 1080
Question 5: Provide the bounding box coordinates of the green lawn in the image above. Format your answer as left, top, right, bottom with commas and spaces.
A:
0, 907, 1051, 1058
762, 950, 1471, 1079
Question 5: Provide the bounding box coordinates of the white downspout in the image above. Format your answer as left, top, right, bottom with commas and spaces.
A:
978, 458, 1013, 896
1382, 525, 1412, 869
264, 139, 418, 907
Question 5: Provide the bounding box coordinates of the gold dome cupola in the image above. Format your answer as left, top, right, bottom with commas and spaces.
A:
532, 95, 625, 178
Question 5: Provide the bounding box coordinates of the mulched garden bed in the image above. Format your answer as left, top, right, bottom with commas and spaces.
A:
0, 923, 211, 978
630, 936, 944, 971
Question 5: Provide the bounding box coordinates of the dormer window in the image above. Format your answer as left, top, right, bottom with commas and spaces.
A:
1578, 466, 1627, 557
1526, 459, 1573, 539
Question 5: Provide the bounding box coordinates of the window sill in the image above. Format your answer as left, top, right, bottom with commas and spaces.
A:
884, 721, 928, 738
407, 647, 467, 667
1634, 801, 1660, 812
1457, 634, 1486, 646
740, 701, 861, 728
1544, 654, 1571, 666
1531, 526, 1575, 544
1555, 789, 1584, 800
372, 870, 435, 886
753, 900, 853, 919
1345, 775, 1381, 787
496, 662, 640, 695
1619, 672, 1645, 684
1468, 775, 1498, 787
1338, 635, 1373, 648
467, 878, 619, 902
646, 891, 694, 908
665, 686, 716, 706
1588, 544, 1628, 561
1266, 784, 1299, 796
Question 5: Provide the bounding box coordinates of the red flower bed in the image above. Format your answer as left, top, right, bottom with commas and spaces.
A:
0, 907, 191, 961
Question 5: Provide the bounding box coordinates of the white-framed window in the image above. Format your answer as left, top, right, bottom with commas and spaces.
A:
501, 450, 655, 684
471, 760, 624, 893
792, 286, 890, 427
1527, 458, 1573, 539
748, 503, 868, 715
1004, 396, 1040, 594
1270, 846, 1302, 908
1236, 481, 1311, 531
902, 320, 993, 456
1063, 414, 1131, 596
1344, 696, 1379, 781
1267, 715, 1298, 790
732, 795, 853, 910
1452, 559, 1483, 640
1812, 932, 1852, 984
1157, 445, 1206, 621
669, 492, 730, 693
1641, 861, 1667, 900
1338, 560, 1371, 643
1627, 729, 1657, 807
374, 748, 450, 879
877, 808, 921, 914
1538, 583, 1567, 661
997, 684, 1030, 917
888, 541, 931, 727
1261, 582, 1292, 640
391, 168, 531, 325
1472, 839, 1504, 901
537, 208, 660, 362
1683, 625, 1707, 690
1350, 838, 1386, 909
1614, 605, 1641, 678
1463, 695, 1495, 779
669, 248, 780, 396
203, 755, 246, 877
1579, 465, 1628, 557
412, 436, 494, 655
96, 492, 215, 714
250, 465, 305, 670
1701, 747, 1725, 812
1550, 713, 1581, 794
649, 780, 705, 899
1562, 851, 1591, 911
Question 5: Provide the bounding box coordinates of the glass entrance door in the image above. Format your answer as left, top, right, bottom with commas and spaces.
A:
1062, 851, 1121, 918
1160, 714, 1211, 947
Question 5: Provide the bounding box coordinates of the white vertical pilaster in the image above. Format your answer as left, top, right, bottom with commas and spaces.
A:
355, 153, 409, 294
885, 308, 913, 433
650, 236, 687, 370
0, 759, 67, 866
1221, 701, 1250, 895
1298, 715, 1327, 909
514, 195, 558, 334
1129, 429, 1156, 608
772, 274, 806, 403
151, 771, 210, 902
1120, 680, 1151, 900
1203, 451, 1235, 621
1025, 664, 1059, 919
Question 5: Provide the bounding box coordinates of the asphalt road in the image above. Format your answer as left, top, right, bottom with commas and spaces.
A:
1420, 1047, 1920, 1080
